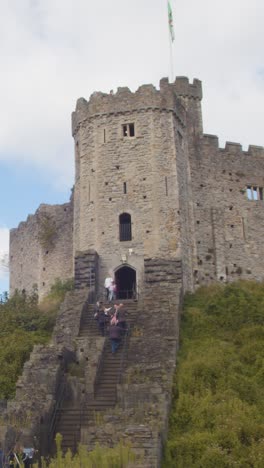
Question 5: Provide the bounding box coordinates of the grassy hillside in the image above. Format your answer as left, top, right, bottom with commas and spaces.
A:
163, 281, 264, 468
0, 279, 73, 399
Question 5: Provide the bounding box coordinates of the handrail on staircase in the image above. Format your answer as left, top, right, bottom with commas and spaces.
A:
48, 376, 66, 450
117, 326, 130, 385
93, 338, 107, 398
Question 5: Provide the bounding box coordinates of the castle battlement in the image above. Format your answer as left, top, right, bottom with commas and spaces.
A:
72, 76, 202, 136
202, 134, 264, 159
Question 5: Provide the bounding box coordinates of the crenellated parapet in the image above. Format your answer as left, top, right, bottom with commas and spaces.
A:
201, 134, 264, 159
72, 76, 202, 136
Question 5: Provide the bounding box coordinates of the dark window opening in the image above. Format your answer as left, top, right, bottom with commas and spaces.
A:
123, 182, 127, 194
122, 123, 135, 137
119, 213, 132, 241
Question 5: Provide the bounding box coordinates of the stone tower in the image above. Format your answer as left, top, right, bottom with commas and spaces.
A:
71, 77, 202, 296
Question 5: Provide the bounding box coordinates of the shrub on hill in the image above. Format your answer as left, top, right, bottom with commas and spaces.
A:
37, 434, 136, 468
163, 281, 264, 468
0, 279, 73, 399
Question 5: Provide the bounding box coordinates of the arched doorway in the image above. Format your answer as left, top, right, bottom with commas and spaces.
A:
115, 265, 136, 299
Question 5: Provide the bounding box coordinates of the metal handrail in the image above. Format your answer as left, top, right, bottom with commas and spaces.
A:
48, 377, 66, 450
93, 339, 107, 397
116, 290, 138, 300
117, 326, 130, 385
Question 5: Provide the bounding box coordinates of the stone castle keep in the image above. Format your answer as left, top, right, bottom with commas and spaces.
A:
5, 77, 264, 466
10, 76, 264, 298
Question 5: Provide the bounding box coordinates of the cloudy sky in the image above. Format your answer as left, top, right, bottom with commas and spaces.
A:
0, 0, 263, 294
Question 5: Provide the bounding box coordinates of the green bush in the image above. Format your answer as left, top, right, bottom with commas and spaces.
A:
0, 279, 73, 399
38, 433, 137, 467
163, 281, 264, 467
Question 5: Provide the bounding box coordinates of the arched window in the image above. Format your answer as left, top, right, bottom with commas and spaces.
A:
119, 213, 132, 241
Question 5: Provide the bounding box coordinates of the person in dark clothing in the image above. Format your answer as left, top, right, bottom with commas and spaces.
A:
109, 323, 122, 353
97, 308, 107, 336
117, 307, 127, 335
22, 450, 33, 467
8, 450, 19, 467
93, 301, 101, 316
96, 307, 111, 336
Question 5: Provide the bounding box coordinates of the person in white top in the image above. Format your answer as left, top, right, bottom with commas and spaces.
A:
104, 276, 112, 300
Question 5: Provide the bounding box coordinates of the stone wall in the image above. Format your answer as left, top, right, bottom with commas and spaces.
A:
188, 135, 264, 286
10, 200, 74, 299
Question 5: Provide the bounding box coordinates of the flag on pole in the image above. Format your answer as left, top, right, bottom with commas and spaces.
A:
168, 1, 175, 42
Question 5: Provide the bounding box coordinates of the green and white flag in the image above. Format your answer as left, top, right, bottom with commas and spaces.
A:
168, 1, 175, 42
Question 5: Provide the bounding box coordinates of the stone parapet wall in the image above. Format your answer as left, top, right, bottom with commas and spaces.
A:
74, 249, 99, 301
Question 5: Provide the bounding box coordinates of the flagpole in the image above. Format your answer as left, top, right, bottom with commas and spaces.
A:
169, 28, 174, 82
167, 0, 175, 82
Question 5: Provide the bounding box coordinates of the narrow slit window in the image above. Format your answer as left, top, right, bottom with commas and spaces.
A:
129, 123, 135, 137
165, 176, 168, 196
123, 182, 127, 194
119, 213, 132, 241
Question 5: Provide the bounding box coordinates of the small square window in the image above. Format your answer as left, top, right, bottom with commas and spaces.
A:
122, 123, 135, 137
246, 185, 263, 201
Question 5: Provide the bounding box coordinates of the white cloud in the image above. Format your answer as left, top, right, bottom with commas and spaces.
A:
0, 0, 263, 189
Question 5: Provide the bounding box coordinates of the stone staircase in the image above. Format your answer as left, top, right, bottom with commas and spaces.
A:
53, 300, 138, 453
